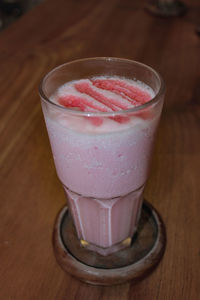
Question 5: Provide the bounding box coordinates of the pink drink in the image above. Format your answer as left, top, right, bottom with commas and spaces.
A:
40, 58, 164, 255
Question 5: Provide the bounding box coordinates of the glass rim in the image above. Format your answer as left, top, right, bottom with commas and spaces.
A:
39, 57, 165, 117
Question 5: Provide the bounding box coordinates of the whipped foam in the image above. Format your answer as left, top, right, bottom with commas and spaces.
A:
48, 76, 156, 134
51, 76, 155, 111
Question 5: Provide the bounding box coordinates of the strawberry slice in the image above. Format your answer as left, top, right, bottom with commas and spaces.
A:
89, 117, 103, 126
92, 79, 151, 105
75, 81, 120, 111
58, 95, 104, 126
133, 108, 153, 120
110, 115, 130, 123
58, 95, 86, 110
58, 95, 109, 112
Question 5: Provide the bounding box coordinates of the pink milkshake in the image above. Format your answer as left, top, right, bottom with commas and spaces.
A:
40, 58, 164, 255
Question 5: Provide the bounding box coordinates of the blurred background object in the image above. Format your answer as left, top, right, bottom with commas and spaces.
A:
0, 0, 44, 30
146, 0, 187, 17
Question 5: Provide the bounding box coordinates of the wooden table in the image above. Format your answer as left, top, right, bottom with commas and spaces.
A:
1, 0, 199, 298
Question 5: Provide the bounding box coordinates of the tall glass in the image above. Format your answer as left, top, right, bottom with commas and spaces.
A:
39, 58, 165, 256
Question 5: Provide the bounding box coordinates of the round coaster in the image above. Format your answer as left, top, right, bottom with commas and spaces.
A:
53, 201, 166, 286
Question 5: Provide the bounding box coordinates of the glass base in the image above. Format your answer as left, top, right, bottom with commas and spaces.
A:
80, 236, 132, 256
63, 185, 144, 255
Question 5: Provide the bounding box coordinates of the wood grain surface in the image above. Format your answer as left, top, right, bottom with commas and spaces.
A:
0, 0, 200, 299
